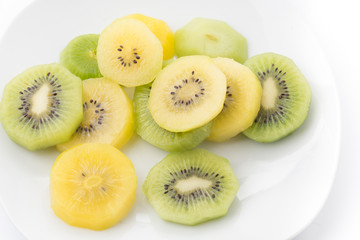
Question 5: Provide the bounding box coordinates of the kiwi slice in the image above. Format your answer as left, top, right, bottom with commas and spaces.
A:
175, 18, 248, 63
134, 83, 212, 152
60, 34, 102, 80
143, 148, 239, 225
56, 77, 134, 152
0, 63, 83, 150
148, 55, 226, 132
243, 53, 312, 142
97, 18, 163, 87
207, 57, 262, 142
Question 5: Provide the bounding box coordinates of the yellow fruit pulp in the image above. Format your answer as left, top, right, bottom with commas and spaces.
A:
123, 13, 175, 60
207, 57, 262, 142
149, 56, 226, 132
97, 18, 163, 87
56, 78, 134, 152
50, 143, 137, 230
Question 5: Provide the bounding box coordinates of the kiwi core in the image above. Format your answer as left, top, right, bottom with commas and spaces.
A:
261, 77, 279, 110
174, 176, 212, 193
84, 176, 103, 190
30, 84, 51, 115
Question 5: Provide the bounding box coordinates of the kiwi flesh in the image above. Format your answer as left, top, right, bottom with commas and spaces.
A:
148, 55, 227, 132
97, 18, 163, 87
143, 148, 239, 225
56, 77, 134, 152
0, 63, 83, 150
60, 34, 102, 80
207, 58, 262, 142
243, 53, 312, 142
175, 18, 248, 63
134, 83, 212, 152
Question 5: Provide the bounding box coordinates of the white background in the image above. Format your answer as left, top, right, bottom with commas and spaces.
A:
0, 0, 359, 239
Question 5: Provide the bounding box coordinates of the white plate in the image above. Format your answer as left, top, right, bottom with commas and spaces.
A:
0, 0, 340, 239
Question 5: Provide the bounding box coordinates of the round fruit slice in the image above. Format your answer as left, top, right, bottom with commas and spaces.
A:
0, 63, 83, 150
97, 18, 163, 87
143, 148, 239, 226
56, 78, 134, 152
207, 57, 262, 142
50, 143, 137, 230
148, 56, 226, 132
123, 13, 175, 60
60, 34, 102, 80
243, 53, 312, 142
175, 18, 248, 63
134, 83, 212, 152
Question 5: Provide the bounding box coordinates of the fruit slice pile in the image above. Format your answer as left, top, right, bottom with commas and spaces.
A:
0, 13, 313, 229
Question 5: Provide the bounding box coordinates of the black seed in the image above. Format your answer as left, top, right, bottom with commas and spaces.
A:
117, 48, 122, 51
19, 91, 23, 94
164, 191, 169, 194
205, 173, 208, 177
263, 72, 266, 76
136, 56, 140, 59
171, 92, 175, 95
228, 94, 232, 97
100, 109, 104, 111
82, 173, 85, 177
98, 121, 102, 125
121, 62, 124, 66
195, 94, 198, 97
95, 110, 99, 113
195, 79, 199, 83
279, 95, 282, 99
267, 69, 269, 74
184, 169, 187, 173
124, 63, 127, 67
212, 194, 215, 199
198, 81, 202, 84
177, 194, 181, 199
174, 86, 178, 89
90, 99, 93, 103
90, 124, 93, 129
215, 174, 219, 177
18, 107, 23, 110
221, 176, 224, 179
47, 72, 51, 77
133, 59, 137, 64
179, 85, 182, 88
102, 187, 106, 191
120, 45, 123, 48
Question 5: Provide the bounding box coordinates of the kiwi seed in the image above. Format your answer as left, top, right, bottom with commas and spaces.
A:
254, 63, 289, 124
18, 72, 62, 129
163, 167, 225, 203
117, 45, 141, 67
76, 98, 105, 134
170, 71, 206, 107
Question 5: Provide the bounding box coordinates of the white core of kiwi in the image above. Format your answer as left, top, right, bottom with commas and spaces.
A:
261, 77, 279, 110
30, 83, 51, 115
174, 176, 212, 193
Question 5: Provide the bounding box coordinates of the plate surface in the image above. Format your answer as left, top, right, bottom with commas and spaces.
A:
0, 0, 340, 239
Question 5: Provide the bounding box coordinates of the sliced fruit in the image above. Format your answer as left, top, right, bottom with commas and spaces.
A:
97, 18, 163, 87
123, 13, 175, 60
60, 34, 102, 80
207, 57, 262, 142
143, 148, 239, 225
134, 83, 212, 152
175, 18, 247, 63
56, 77, 134, 152
243, 53, 312, 142
50, 143, 137, 230
148, 55, 226, 132
0, 63, 83, 150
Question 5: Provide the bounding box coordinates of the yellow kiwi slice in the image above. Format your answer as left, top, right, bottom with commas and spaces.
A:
207, 58, 262, 142
123, 13, 175, 60
56, 78, 134, 152
50, 143, 137, 230
97, 18, 163, 87
149, 56, 226, 132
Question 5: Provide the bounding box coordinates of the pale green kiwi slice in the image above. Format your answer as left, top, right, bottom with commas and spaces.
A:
134, 83, 212, 152
243, 53, 312, 142
0, 63, 83, 150
175, 18, 247, 63
60, 34, 102, 80
143, 149, 239, 225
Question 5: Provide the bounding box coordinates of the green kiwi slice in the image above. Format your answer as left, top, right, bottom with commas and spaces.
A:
134, 83, 212, 152
175, 18, 247, 63
143, 149, 239, 225
243, 53, 312, 142
60, 34, 102, 80
0, 63, 83, 150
